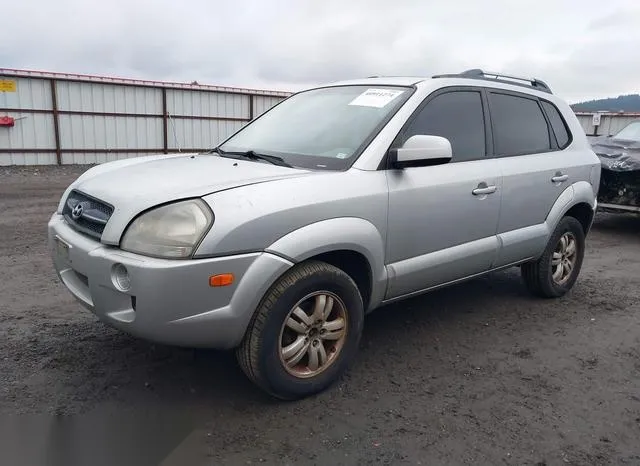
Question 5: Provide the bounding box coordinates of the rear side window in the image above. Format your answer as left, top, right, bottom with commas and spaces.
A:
403, 90, 486, 162
489, 92, 551, 156
541, 100, 571, 149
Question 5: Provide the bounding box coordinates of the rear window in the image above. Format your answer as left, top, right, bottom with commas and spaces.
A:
541, 100, 571, 149
489, 92, 551, 156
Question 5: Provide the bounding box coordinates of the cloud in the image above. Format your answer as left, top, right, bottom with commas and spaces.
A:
2, 0, 639, 102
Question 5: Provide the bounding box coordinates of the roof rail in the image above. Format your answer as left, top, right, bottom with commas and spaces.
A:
432, 68, 553, 94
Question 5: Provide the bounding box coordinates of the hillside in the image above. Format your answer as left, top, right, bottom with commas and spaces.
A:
571, 94, 640, 112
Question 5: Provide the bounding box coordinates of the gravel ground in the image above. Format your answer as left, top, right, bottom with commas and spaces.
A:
1, 165, 639, 466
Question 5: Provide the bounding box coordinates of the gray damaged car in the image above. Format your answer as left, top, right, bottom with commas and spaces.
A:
49, 69, 600, 399
590, 119, 640, 214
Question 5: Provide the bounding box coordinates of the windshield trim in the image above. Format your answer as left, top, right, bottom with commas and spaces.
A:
213, 84, 417, 171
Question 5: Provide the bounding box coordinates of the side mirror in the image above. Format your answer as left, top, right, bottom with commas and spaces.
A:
390, 135, 452, 168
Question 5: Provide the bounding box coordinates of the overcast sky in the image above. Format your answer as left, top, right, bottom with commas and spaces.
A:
2, 0, 639, 102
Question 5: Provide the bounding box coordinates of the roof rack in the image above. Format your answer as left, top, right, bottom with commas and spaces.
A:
432, 68, 552, 94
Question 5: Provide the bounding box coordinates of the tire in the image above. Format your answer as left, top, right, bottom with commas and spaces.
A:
521, 215, 585, 298
236, 260, 364, 400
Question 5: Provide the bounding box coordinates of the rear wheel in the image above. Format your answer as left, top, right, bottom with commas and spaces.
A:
236, 261, 364, 399
521, 216, 585, 298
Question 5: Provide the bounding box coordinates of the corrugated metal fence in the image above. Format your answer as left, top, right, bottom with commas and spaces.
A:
4, 69, 640, 166
575, 112, 640, 138
0, 69, 289, 166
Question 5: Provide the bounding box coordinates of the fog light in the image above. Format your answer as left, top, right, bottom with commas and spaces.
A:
112, 263, 131, 291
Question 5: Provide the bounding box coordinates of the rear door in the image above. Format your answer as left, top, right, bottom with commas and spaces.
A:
486, 90, 583, 267
385, 87, 503, 299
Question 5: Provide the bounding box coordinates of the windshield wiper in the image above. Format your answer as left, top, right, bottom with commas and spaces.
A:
212, 148, 292, 167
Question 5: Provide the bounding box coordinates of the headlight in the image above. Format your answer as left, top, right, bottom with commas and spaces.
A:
121, 199, 213, 258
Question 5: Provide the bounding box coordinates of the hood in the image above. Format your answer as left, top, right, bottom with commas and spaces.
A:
59, 152, 313, 244
589, 136, 640, 173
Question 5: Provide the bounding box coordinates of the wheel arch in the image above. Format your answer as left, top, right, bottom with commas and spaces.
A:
303, 250, 373, 311
545, 181, 597, 236
564, 202, 595, 235
265, 217, 387, 311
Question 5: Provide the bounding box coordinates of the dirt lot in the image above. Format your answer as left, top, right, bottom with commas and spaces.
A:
1, 165, 639, 466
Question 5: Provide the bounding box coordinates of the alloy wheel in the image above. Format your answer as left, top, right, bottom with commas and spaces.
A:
278, 291, 348, 378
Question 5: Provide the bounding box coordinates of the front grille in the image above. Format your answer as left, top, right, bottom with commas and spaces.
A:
62, 190, 114, 240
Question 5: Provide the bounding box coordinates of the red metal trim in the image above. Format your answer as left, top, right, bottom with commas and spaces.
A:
0, 68, 292, 98
59, 149, 172, 153
60, 111, 161, 118
0, 148, 209, 154
50, 79, 62, 165
168, 114, 247, 122
0, 149, 57, 154
0, 108, 157, 118
0, 108, 51, 114
0, 108, 249, 122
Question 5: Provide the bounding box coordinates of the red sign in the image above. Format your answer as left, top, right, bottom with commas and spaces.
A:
0, 116, 15, 127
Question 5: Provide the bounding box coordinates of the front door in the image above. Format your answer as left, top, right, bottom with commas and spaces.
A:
385, 88, 502, 299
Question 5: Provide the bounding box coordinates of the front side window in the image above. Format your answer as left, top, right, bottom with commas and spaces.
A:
218, 85, 412, 170
402, 90, 486, 162
489, 92, 551, 156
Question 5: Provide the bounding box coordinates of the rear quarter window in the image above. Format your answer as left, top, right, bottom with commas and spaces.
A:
489, 92, 551, 156
541, 100, 572, 149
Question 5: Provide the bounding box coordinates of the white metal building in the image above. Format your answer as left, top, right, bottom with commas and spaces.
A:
0, 68, 290, 166
574, 112, 640, 138
3, 68, 638, 166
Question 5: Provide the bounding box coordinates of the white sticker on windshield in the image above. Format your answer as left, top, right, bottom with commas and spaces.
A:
348, 88, 404, 108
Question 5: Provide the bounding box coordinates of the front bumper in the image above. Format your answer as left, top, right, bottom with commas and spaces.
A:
48, 214, 293, 349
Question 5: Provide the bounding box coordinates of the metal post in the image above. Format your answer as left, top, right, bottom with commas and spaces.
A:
50, 79, 62, 165
248, 94, 254, 121
162, 88, 169, 153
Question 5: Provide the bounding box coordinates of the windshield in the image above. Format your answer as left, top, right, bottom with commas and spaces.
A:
218, 85, 412, 170
613, 121, 640, 141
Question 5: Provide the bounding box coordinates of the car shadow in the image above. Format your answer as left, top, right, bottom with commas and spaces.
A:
28, 267, 540, 414
591, 212, 640, 239
2, 269, 537, 465
359, 268, 534, 344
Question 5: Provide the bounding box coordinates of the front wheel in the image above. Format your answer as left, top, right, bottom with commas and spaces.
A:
236, 261, 364, 399
521, 216, 585, 298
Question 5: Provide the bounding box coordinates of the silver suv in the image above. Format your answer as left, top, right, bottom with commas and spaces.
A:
48, 69, 601, 399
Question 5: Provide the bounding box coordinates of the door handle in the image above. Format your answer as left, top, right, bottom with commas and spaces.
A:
472, 185, 497, 195
551, 174, 569, 183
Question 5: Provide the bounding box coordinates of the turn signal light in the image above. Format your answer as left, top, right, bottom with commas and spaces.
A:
209, 273, 234, 287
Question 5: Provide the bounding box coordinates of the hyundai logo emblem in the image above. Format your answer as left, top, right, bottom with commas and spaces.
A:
71, 203, 84, 220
